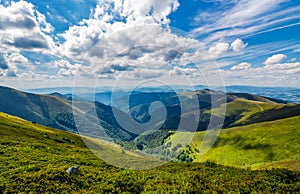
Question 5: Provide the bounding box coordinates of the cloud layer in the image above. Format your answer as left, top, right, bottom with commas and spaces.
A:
0, 0, 299, 87
0, 1, 54, 52
191, 0, 300, 44
226, 54, 300, 86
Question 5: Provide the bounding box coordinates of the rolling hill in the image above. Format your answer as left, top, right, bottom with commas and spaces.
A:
207, 96, 300, 128
1, 85, 300, 140
0, 86, 135, 141
124, 89, 300, 131
166, 115, 300, 171
1, 112, 299, 193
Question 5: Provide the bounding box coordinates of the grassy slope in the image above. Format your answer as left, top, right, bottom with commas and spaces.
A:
1, 112, 300, 193
0, 86, 135, 141
129, 90, 300, 132
207, 97, 300, 127
0, 86, 72, 125
170, 116, 300, 170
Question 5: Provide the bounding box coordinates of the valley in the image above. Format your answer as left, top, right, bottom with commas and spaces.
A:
1, 112, 299, 193
1, 85, 300, 192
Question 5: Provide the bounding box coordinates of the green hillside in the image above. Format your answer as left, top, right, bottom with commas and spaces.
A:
0, 86, 135, 141
168, 116, 300, 171
208, 97, 300, 128
1, 86, 299, 138
126, 90, 300, 131
1, 112, 300, 193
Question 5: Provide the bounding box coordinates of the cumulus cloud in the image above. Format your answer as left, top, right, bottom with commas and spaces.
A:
36, 11, 54, 33
42, 0, 225, 83
6, 53, 29, 64
0, 1, 54, 52
54, 59, 85, 77
111, 64, 133, 71
0, 54, 9, 70
208, 43, 230, 58
5, 53, 31, 71
7, 36, 49, 49
231, 39, 247, 52
231, 62, 252, 70
207, 39, 247, 59
58, 0, 180, 59
0, 52, 34, 78
169, 66, 196, 77
58, 17, 206, 80
222, 54, 300, 86
264, 62, 300, 70
121, 0, 180, 24
263, 54, 287, 65
130, 69, 164, 79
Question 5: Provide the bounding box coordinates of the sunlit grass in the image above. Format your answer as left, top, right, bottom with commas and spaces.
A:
177, 116, 300, 170
1, 112, 300, 193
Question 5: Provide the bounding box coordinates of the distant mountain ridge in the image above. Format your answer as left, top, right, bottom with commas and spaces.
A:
24, 85, 300, 104
224, 85, 300, 104
0, 86, 135, 141
1, 86, 300, 141
124, 90, 300, 131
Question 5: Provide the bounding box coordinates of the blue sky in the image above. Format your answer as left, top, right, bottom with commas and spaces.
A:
0, 0, 299, 89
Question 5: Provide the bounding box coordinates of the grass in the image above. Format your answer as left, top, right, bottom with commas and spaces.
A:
207, 97, 298, 127
168, 115, 300, 170
1, 112, 300, 193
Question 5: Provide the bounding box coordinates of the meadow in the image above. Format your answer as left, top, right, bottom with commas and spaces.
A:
1, 112, 300, 193
168, 116, 300, 171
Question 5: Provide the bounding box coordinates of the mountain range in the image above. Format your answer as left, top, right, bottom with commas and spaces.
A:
1, 85, 300, 146
1, 112, 299, 193
25, 85, 300, 104
1, 85, 300, 192
0, 86, 135, 141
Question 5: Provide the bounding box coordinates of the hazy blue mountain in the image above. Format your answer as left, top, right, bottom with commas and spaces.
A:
113, 89, 300, 131
224, 85, 300, 104
0, 86, 135, 141
2, 85, 300, 139
26, 85, 300, 105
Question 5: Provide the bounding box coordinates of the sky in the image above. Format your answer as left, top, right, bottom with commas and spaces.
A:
0, 0, 300, 89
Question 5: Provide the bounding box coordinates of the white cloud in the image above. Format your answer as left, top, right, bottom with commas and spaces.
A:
0, 53, 9, 70
208, 42, 230, 58
231, 39, 247, 52
58, 0, 181, 60
294, 48, 300, 53
54, 59, 86, 77
129, 69, 164, 79
36, 11, 54, 33
122, 0, 180, 24
289, 58, 297, 62
0, 0, 235, 83
0, 1, 55, 52
55, 0, 213, 82
263, 54, 287, 65
191, 0, 300, 43
7, 53, 29, 64
208, 43, 230, 58
0, 52, 33, 78
1, 0, 297, 87
264, 62, 300, 70
206, 39, 247, 60
231, 62, 252, 70
221, 55, 300, 86
169, 66, 196, 77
